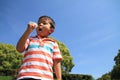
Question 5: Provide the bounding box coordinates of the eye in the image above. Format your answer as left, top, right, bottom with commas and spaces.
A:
42, 22, 47, 25
38, 22, 41, 25
38, 22, 47, 26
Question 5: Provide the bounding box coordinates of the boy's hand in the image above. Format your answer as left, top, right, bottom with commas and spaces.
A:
27, 21, 38, 33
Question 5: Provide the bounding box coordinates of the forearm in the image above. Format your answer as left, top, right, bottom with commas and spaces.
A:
16, 30, 30, 52
54, 61, 62, 80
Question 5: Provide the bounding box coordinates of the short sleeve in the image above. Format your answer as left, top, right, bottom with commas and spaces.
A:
52, 42, 62, 61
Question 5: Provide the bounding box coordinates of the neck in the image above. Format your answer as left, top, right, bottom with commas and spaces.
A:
37, 35, 48, 39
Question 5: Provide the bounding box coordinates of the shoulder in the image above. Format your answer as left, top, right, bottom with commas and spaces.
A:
28, 35, 39, 41
43, 37, 56, 43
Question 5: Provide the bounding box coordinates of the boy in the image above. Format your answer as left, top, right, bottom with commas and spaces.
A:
16, 16, 62, 80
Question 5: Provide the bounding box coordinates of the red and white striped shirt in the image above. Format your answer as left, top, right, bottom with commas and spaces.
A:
17, 36, 62, 80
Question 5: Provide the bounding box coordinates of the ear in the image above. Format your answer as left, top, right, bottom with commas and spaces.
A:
49, 28, 54, 34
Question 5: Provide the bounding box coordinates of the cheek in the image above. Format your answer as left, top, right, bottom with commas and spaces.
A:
44, 26, 51, 30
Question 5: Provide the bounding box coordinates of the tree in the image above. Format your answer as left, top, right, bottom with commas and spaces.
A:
56, 41, 74, 74
114, 50, 120, 65
0, 40, 75, 75
111, 50, 120, 79
97, 72, 111, 80
97, 50, 120, 80
0, 43, 23, 75
111, 64, 120, 79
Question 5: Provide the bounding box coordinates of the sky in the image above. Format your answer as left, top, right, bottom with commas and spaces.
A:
0, 0, 120, 79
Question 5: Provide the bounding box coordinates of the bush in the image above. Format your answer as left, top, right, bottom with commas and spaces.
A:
0, 76, 15, 80
62, 74, 93, 80
54, 73, 93, 80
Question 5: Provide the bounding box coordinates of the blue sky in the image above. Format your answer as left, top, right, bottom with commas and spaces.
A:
0, 0, 120, 79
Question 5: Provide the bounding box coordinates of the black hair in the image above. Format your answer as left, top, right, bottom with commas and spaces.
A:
38, 15, 55, 29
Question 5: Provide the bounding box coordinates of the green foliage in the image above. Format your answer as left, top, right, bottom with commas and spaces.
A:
0, 43, 23, 75
0, 40, 75, 75
57, 41, 74, 74
62, 74, 93, 80
111, 64, 120, 80
114, 50, 120, 65
0, 38, 75, 76
0, 76, 14, 80
97, 72, 111, 80
110, 50, 120, 80
97, 50, 120, 80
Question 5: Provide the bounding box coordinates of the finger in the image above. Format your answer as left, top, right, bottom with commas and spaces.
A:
29, 21, 38, 28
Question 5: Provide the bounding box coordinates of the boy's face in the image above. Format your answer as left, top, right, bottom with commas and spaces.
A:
36, 18, 54, 37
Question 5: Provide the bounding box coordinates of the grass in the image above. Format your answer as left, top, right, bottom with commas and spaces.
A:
0, 76, 15, 80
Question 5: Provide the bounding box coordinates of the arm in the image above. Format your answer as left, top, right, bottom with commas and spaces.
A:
16, 30, 31, 53
54, 60, 62, 80
16, 23, 37, 53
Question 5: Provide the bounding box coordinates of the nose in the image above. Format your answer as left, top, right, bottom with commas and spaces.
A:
39, 23, 44, 26
38, 23, 43, 28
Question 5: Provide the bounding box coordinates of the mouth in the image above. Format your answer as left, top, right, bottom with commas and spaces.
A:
39, 28, 42, 31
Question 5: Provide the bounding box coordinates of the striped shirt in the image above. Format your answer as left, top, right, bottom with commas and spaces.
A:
17, 36, 62, 80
